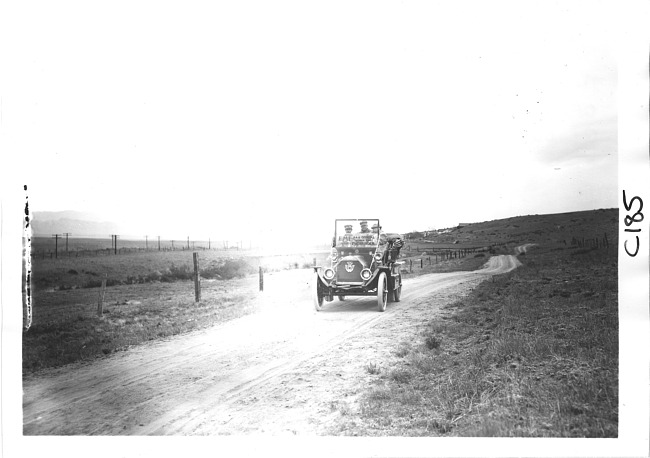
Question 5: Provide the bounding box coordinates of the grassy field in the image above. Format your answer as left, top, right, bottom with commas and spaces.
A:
24, 249, 331, 373
331, 242, 618, 437
29, 249, 330, 291
23, 277, 264, 373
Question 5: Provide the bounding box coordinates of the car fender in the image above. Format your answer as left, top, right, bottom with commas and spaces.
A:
313, 266, 330, 286
362, 265, 392, 287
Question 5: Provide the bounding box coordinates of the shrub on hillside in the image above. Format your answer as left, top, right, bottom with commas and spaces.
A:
168, 263, 193, 280
146, 270, 163, 282
201, 258, 255, 280
425, 334, 442, 350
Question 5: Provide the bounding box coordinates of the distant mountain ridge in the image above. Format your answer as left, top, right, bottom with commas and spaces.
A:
31, 211, 105, 222
31, 211, 119, 237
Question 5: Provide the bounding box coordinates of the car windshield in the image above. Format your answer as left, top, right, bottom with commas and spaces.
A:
334, 219, 379, 248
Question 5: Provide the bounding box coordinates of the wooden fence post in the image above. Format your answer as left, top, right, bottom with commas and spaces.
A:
193, 252, 201, 302
97, 275, 107, 318
420, 258, 423, 269
259, 266, 264, 291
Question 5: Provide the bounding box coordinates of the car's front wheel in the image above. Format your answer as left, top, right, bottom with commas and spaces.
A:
313, 273, 324, 311
377, 272, 388, 312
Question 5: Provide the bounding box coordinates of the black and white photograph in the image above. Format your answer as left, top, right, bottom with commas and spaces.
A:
1, 0, 648, 457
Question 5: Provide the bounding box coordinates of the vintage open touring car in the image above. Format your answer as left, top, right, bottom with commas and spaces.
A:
313, 219, 404, 312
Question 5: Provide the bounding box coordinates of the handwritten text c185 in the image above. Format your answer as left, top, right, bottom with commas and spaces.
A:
623, 191, 644, 257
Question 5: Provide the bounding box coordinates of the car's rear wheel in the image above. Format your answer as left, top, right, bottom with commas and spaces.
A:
377, 272, 388, 312
313, 273, 324, 311
393, 273, 402, 302
338, 295, 345, 301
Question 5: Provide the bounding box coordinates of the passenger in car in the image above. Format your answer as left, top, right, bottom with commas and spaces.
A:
372, 223, 387, 245
372, 224, 404, 262
354, 221, 374, 245
357, 221, 371, 234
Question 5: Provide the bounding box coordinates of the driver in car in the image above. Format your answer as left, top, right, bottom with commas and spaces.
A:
339, 224, 354, 246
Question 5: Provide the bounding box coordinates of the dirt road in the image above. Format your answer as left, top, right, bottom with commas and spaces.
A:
513, 243, 537, 255
23, 254, 522, 435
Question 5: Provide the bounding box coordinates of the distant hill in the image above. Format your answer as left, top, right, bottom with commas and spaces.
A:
405, 208, 618, 247
31, 211, 119, 237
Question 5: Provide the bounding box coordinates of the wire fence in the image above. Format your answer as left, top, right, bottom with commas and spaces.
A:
31, 237, 255, 260
32, 245, 249, 260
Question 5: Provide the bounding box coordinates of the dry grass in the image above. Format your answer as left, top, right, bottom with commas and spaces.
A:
334, 242, 618, 437
24, 248, 328, 373
23, 276, 262, 373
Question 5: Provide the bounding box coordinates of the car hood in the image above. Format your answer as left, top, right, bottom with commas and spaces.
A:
336, 255, 370, 269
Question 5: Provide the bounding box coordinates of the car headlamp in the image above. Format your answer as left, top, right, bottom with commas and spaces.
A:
331, 248, 338, 261
324, 268, 335, 280
374, 252, 383, 262
360, 269, 372, 281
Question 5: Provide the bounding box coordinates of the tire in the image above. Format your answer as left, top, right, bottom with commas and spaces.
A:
338, 295, 345, 301
377, 272, 388, 312
313, 273, 324, 311
393, 273, 402, 302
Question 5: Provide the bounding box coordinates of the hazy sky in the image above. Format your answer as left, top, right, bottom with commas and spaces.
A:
4, 0, 619, 244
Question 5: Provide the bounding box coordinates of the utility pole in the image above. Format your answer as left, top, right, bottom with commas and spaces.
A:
52, 234, 61, 258
62, 232, 72, 252
187, 236, 190, 250
158, 235, 161, 251
145, 235, 148, 250
110, 234, 119, 254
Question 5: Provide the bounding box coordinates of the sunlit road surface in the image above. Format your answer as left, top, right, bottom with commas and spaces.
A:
23, 254, 522, 435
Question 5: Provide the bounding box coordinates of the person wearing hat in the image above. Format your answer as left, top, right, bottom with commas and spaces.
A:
372, 223, 387, 245
371, 223, 404, 262
339, 224, 354, 246
356, 221, 371, 234
353, 220, 372, 243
